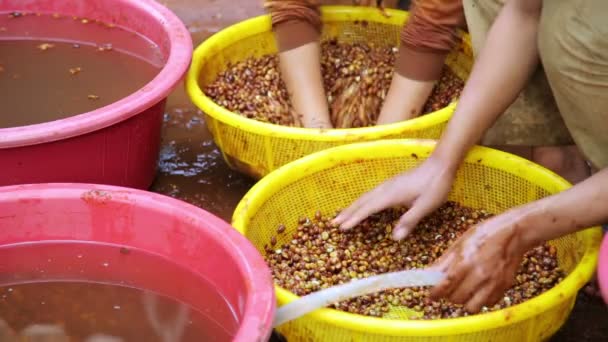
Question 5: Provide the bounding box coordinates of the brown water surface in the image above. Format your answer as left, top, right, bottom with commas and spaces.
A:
0, 13, 161, 128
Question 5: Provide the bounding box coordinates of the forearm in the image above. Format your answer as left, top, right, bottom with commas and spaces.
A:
379, 0, 464, 124
397, 0, 465, 81
377, 78, 435, 124
516, 168, 608, 247
265, 0, 321, 52
265, 0, 331, 128
433, 0, 542, 170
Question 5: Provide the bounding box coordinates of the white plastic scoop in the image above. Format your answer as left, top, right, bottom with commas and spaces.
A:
273, 269, 444, 327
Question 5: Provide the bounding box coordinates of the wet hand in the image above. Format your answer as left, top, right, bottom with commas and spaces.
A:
430, 208, 534, 313
332, 157, 455, 240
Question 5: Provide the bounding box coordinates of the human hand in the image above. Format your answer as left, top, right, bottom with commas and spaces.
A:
332, 156, 456, 240
430, 207, 536, 313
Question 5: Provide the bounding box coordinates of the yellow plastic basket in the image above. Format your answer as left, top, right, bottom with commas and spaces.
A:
186, 6, 473, 179
232, 140, 601, 342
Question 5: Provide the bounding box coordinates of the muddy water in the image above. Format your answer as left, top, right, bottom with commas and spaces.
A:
154, 0, 607, 340
0, 282, 227, 341
0, 241, 238, 341
0, 13, 161, 128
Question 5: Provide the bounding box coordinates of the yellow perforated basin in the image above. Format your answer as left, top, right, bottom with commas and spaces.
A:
186, 6, 473, 179
232, 139, 600, 341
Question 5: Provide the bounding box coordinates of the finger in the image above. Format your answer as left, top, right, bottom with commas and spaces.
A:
333, 180, 406, 230
332, 190, 374, 224
337, 197, 394, 231
430, 263, 466, 301
331, 193, 375, 227
333, 180, 394, 224
449, 270, 486, 305
431, 248, 457, 273
468, 268, 517, 313
464, 283, 497, 314
392, 194, 442, 241
486, 287, 506, 310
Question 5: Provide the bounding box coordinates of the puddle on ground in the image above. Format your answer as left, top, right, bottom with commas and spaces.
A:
150, 107, 254, 221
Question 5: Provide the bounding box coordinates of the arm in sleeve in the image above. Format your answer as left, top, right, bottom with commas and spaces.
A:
396, 0, 466, 81
265, 0, 322, 52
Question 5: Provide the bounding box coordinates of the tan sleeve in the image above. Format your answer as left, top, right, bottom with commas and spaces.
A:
396, 0, 466, 81
265, 0, 322, 52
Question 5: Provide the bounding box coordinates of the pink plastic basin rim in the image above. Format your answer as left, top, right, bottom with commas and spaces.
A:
0, 183, 276, 342
598, 233, 608, 304
0, 0, 192, 149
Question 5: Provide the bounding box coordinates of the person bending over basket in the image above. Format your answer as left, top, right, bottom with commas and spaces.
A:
264, 0, 466, 128
269, 0, 589, 187
333, 0, 608, 312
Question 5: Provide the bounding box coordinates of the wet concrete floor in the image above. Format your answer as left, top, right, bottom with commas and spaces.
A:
153, 0, 607, 340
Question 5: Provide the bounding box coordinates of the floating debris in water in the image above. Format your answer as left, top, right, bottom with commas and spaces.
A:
97, 43, 113, 52
69, 67, 82, 75
88, 94, 100, 100
37, 43, 55, 51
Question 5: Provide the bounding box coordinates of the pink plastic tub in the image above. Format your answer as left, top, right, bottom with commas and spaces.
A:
0, 0, 192, 189
598, 233, 608, 304
0, 183, 275, 341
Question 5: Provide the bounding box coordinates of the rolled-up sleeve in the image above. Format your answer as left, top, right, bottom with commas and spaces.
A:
396, 0, 466, 81
265, 0, 322, 52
